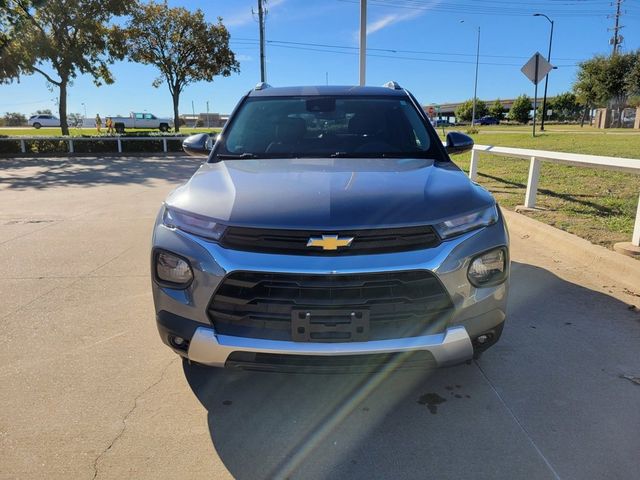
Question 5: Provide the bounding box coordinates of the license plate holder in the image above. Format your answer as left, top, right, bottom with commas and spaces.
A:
291, 309, 370, 342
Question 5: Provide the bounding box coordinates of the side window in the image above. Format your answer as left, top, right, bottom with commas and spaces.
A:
135, 113, 144, 119
144, 114, 153, 119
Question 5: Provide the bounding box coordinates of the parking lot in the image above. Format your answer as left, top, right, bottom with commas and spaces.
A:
1, 155, 639, 480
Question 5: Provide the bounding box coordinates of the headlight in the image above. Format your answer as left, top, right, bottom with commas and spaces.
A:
155, 250, 193, 287
162, 205, 225, 240
434, 205, 498, 239
468, 247, 508, 287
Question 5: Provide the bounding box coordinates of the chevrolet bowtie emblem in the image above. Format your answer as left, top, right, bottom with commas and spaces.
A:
307, 234, 354, 251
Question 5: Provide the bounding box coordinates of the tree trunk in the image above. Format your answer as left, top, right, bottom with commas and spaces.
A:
172, 92, 180, 133
580, 103, 589, 127
59, 80, 69, 136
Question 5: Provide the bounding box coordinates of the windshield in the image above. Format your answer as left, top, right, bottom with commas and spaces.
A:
216, 95, 443, 159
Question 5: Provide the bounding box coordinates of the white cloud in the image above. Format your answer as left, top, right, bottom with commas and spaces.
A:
236, 54, 253, 62
367, 9, 423, 35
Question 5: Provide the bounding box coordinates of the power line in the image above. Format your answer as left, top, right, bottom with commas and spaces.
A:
231, 39, 579, 67
231, 38, 585, 64
338, 0, 618, 17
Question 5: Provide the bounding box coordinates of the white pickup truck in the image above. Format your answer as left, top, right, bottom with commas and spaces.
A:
83, 112, 172, 132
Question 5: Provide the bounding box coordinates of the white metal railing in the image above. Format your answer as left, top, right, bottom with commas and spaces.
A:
0, 135, 185, 154
469, 144, 640, 247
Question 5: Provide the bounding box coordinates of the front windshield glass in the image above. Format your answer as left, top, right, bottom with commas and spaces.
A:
217, 96, 441, 159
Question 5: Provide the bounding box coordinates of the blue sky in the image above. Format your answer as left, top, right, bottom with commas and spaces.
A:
2, 0, 639, 117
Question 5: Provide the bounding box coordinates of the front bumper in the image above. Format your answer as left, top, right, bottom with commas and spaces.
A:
152, 210, 509, 369
187, 325, 473, 368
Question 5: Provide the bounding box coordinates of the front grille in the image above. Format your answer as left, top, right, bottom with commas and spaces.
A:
225, 351, 437, 373
219, 225, 440, 255
207, 271, 453, 341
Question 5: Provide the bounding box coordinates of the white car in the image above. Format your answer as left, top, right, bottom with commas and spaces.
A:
28, 114, 61, 129
111, 112, 172, 132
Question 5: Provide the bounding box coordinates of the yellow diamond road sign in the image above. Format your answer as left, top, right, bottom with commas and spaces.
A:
521, 52, 553, 85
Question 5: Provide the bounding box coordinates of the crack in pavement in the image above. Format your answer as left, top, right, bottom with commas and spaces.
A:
474, 360, 562, 480
91, 357, 178, 480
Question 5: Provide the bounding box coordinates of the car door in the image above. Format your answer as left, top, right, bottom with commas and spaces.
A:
143, 113, 156, 128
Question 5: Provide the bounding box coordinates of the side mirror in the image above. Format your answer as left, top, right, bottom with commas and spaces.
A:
445, 131, 474, 155
182, 133, 216, 157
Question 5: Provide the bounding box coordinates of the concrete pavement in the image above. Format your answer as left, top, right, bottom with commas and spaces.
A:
1, 155, 639, 479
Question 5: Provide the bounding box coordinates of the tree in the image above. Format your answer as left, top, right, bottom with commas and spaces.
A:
488, 99, 505, 120
625, 51, 640, 98
537, 92, 581, 122
33, 108, 52, 115
0, 0, 45, 79
573, 51, 640, 126
1, 0, 130, 135
454, 98, 487, 123
3, 112, 27, 126
121, 1, 239, 132
67, 112, 83, 127
574, 56, 604, 126
508, 95, 531, 124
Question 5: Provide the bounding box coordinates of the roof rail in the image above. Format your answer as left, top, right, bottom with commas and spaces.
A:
383, 81, 402, 90
254, 82, 272, 91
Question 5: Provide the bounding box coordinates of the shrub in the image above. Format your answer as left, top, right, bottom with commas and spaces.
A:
488, 99, 506, 120
508, 94, 532, 124
455, 98, 488, 122
3, 112, 27, 126
0, 132, 189, 155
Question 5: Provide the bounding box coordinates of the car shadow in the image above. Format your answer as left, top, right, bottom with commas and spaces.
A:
182, 262, 640, 480
0, 155, 203, 190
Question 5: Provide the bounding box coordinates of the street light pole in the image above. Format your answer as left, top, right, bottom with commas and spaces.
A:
471, 26, 480, 126
460, 21, 480, 126
258, 0, 266, 82
534, 13, 553, 132
359, 0, 367, 86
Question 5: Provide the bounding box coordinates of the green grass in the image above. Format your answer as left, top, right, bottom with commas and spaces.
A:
441, 129, 640, 248
0, 127, 221, 137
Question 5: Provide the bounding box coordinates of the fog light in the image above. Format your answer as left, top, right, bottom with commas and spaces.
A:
468, 248, 507, 287
155, 250, 193, 287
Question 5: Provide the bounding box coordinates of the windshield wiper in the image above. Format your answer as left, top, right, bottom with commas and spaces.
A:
329, 152, 361, 158
215, 153, 259, 159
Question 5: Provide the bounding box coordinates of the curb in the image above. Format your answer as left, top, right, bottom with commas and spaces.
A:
502, 209, 640, 293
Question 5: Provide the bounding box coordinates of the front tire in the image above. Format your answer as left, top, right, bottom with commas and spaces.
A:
159, 123, 169, 132
33, 123, 41, 129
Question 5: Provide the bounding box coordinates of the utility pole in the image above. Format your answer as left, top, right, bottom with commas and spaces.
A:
258, 0, 266, 82
206, 101, 210, 128
609, 0, 624, 55
359, 0, 367, 86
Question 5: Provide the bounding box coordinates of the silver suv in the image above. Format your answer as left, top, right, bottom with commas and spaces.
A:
151, 82, 509, 372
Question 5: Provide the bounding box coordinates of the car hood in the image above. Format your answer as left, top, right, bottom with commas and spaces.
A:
166, 157, 495, 229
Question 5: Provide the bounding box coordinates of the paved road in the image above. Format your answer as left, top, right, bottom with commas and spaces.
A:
1, 156, 639, 480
